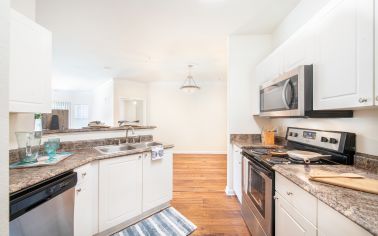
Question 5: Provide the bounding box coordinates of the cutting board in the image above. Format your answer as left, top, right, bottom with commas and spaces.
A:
309, 171, 378, 195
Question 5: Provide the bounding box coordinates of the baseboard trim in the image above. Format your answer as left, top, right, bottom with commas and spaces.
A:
225, 186, 235, 196
173, 150, 227, 155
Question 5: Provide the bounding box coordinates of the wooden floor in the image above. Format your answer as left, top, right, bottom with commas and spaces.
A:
171, 154, 250, 236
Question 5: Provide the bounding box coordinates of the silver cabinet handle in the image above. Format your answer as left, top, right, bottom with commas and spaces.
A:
273, 196, 279, 200
81, 172, 87, 177
359, 98, 368, 103
286, 191, 293, 196
76, 188, 81, 193
375, 96, 378, 102
138, 156, 142, 159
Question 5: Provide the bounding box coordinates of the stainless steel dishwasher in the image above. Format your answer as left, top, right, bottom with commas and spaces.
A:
10, 171, 77, 236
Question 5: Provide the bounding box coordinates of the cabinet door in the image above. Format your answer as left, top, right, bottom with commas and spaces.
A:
9, 10, 52, 113
232, 145, 242, 203
74, 163, 97, 236
313, 0, 374, 109
74, 183, 93, 236
318, 201, 372, 236
99, 154, 142, 231
282, 26, 315, 72
275, 192, 317, 236
142, 149, 173, 212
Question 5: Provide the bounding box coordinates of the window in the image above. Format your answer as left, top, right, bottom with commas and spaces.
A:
73, 104, 89, 119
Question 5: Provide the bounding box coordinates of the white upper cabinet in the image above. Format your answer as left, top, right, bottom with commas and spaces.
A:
256, 0, 375, 111
142, 149, 173, 212
282, 26, 315, 72
9, 10, 52, 113
312, 0, 374, 109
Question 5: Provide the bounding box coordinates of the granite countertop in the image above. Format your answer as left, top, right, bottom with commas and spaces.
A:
43, 125, 157, 135
10, 143, 174, 194
273, 164, 378, 235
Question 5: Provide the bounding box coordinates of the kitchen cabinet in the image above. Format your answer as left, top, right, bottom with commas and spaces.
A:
142, 149, 173, 212
275, 173, 373, 236
74, 162, 98, 236
9, 9, 52, 113
275, 173, 317, 225
232, 145, 242, 203
312, 0, 374, 109
256, 48, 284, 84
275, 192, 317, 236
318, 200, 372, 236
98, 154, 143, 232
282, 26, 315, 72
256, 0, 375, 111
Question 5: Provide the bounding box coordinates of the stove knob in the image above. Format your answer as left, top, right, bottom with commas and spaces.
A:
329, 138, 338, 144
321, 137, 329, 142
293, 133, 298, 137
289, 132, 293, 136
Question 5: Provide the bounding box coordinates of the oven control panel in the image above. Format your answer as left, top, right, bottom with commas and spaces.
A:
287, 128, 343, 152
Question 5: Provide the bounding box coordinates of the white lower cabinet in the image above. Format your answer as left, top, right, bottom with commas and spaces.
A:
142, 149, 173, 211
275, 173, 372, 236
232, 145, 242, 203
74, 162, 98, 236
275, 192, 317, 236
98, 154, 143, 232
318, 201, 372, 236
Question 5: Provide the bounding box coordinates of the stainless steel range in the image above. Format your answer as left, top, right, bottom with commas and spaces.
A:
241, 127, 356, 236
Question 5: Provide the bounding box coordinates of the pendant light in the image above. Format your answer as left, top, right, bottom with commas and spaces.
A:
180, 65, 200, 93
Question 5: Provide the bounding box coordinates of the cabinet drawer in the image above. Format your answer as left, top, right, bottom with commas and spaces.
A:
275, 173, 317, 225
75, 163, 92, 185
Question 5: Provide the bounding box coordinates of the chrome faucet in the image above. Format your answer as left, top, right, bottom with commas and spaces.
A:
125, 126, 135, 143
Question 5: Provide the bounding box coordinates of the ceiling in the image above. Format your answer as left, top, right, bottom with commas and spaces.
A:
36, 0, 300, 90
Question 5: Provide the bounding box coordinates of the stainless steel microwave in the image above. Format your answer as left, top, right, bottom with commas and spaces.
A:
259, 65, 353, 118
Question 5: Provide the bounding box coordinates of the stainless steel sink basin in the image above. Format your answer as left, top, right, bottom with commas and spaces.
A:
95, 142, 163, 154
95, 144, 136, 154
131, 142, 163, 149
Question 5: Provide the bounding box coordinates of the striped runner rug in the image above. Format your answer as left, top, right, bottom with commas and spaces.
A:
112, 207, 197, 236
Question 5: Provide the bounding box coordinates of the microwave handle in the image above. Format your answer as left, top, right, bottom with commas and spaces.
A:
282, 79, 291, 109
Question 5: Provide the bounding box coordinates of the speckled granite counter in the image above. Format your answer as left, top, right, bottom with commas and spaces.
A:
43, 125, 157, 135
273, 165, 378, 235
10, 144, 174, 194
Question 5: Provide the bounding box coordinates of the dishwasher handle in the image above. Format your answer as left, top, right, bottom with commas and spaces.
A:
10, 171, 77, 221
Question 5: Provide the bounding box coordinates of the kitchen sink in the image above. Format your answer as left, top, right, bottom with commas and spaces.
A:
95, 144, 137, 154
95, 142, 163, 154
131, 142, 163, 149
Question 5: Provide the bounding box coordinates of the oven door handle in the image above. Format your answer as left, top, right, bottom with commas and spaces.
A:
250, 160, 272, 179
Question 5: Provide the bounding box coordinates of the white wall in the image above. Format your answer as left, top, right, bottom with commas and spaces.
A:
113, 79, 148, 126
91, 79, 114, 126
52, 90, 93, 128
227, 34, 273, 134
268, 110, 378, 156
272, 0, 331, 48
11, 0, 35, 20
0, 0, 9, 233
226, 34, 273, 195
148, 80, 227, 153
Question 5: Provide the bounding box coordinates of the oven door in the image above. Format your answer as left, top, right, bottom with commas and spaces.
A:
242, 156, 273, 236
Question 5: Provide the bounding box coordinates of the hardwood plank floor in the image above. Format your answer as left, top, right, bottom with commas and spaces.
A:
172, 154, 250, 236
